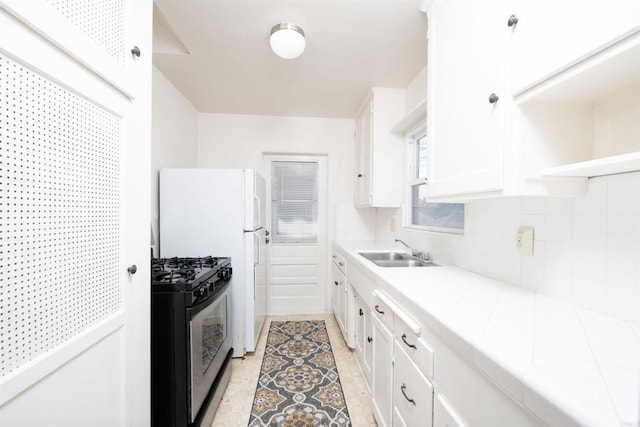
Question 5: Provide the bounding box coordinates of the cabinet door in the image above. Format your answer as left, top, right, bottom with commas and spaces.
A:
331, 263, 342, 330
0, 1, 150, 424
355, 296, 372, 387
344, 283, 356, 348
354, 99, 373, 206
433, 394, 466, 427
512, 0, 640, 92
371, 315, 394, 427
337, 279, 346, 336
427, 0, 505, 199
393, 343, 434, 427
364, 305, 374, 386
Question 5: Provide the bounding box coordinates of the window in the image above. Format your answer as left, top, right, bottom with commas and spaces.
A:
407, 127, 464, 233
271, 160, 319, 243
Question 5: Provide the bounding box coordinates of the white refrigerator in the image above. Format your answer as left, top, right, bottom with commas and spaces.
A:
159, 168, 267, 357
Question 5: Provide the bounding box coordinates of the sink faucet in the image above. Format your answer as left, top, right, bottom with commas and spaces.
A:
395, 239, 430, 261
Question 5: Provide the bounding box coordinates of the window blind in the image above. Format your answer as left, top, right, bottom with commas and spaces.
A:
271, 161, 319, 243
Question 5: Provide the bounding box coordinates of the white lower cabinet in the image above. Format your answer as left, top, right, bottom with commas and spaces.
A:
433, 394, 466, 427
331, 260, 345, 334
331, 253, 355, 348
355, 293, 373, 388
336, 245, 546, 427
371, 314, 394, 427
393, 343, 434, 427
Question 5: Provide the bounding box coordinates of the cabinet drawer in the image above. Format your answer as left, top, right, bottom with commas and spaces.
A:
372, 297, 393, 332
433, 394, 466, 427
393, 343, 434, 427
332, 252, 347, 275
394, 317, 434, 380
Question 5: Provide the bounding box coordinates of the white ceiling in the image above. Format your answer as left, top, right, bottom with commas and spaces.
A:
153, 0, 428, 118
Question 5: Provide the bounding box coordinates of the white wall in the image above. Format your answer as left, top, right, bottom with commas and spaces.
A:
198, 113, 355, 312
151, 66, 199, 250
404, 65, 427, 113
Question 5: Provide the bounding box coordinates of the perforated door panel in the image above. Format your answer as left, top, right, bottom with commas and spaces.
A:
0, 54, 122, 377
47, 0, 126, 64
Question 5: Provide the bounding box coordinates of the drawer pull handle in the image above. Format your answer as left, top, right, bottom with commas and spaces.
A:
507, 14, 519, 27
374, 305, 385, 315
367, 336, 372, 343
359, 308, 364, 316
334, 281, 339, 286
400, 384, 416, 405
401, 333, 417, 349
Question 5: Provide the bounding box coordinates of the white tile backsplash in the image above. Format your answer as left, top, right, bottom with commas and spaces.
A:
573, 179, 607, 215
545, 214, 573, 243
607, 214, 640, 250
573, 214, 607, 247
339, 172, 640, 325
334, 204, 376, 241
607, 174, 640, 214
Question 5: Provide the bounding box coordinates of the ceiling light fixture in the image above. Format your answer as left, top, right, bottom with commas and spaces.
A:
270, 23, 305, 59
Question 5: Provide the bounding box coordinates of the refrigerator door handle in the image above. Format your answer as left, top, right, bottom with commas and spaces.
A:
254, 195, 261, 230
254, 232, 259, 267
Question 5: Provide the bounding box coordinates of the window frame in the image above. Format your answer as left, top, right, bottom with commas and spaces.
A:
404, 125, 464, 235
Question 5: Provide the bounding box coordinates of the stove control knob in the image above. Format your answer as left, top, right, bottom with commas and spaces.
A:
196, 287, 208, 298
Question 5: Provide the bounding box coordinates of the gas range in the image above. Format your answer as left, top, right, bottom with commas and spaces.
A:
151, 255, 233, 426
151, 256, 231, 305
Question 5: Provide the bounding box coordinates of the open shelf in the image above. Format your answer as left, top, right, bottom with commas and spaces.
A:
540, 152, 640, 177
516, 32, 640, 179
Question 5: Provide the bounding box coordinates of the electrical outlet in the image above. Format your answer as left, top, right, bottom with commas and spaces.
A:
390, 217, 396, 232
516, 226, 534, 255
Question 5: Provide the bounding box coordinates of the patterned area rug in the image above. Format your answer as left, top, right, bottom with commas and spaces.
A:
249, 320, 351, 426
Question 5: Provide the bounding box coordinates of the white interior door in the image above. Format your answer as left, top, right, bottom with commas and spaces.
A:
0, 1, 151, 425
263, 155, 327, 314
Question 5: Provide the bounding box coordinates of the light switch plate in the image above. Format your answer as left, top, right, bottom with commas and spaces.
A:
390, 217, 396, 232
517, 226, 534, 255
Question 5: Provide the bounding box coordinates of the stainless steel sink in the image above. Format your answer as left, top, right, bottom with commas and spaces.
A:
358, 252, 439, 268
358, 252, 412, 261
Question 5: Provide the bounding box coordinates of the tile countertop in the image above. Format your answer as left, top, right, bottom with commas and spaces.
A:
334, 240, 640, 427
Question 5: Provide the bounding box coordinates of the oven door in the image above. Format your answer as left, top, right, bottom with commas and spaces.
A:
188, 284, 232, 423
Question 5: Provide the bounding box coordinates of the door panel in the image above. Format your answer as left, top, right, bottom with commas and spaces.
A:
263, 155, 327, 315
1, 329, 126, 426
0, 1, 151, 424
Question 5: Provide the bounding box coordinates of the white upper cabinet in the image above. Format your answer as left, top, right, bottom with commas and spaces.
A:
354, 88, 405, 207
426, 0, 506, 199
511, 0, 640, 93
426, 0, 640, 201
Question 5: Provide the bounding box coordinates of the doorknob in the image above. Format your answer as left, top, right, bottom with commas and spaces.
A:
265, 230, 270, 236
265, 237, 270, 244
127, 265, 137, 275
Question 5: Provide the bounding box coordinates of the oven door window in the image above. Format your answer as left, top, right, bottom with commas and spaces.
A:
201, 296, 226, 374
190, 291, 230, 421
